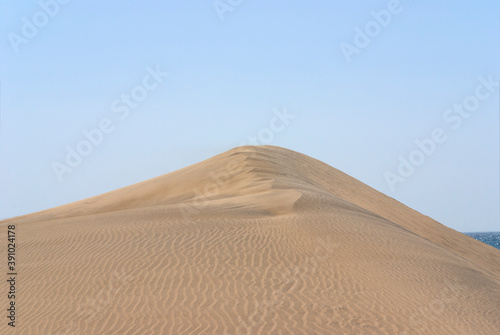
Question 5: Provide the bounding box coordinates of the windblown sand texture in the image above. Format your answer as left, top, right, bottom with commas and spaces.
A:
2, 145, 499, 334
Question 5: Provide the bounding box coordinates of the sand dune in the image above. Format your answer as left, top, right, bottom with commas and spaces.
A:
1, 145, 499, 334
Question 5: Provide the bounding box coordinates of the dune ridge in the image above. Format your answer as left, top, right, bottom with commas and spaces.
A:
2, 145, 499, 334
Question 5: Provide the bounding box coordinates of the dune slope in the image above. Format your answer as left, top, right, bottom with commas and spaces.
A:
1, 145, 499, 334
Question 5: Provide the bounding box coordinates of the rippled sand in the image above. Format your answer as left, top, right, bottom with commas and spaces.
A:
2, 145, 499, 334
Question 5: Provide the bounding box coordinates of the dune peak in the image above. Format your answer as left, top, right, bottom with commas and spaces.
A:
2, 145, 499, 334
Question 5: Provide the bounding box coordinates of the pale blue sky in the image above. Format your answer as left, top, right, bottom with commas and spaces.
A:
1, 0, 499, 232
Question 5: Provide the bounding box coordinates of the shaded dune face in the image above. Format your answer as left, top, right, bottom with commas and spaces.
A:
1, 146, 499, 334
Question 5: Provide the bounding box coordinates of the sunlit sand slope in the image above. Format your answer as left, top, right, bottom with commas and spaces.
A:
2, 145, 499, 334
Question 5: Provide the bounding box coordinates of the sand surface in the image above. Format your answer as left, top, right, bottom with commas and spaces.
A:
1, 145, 499, 334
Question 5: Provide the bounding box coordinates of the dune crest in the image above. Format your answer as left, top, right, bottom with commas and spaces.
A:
1, 145, 499, 334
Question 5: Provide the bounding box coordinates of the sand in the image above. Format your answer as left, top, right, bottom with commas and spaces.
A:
1, 145, 499, 334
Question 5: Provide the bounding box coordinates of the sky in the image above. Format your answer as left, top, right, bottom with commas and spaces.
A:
0, 0, 499, 232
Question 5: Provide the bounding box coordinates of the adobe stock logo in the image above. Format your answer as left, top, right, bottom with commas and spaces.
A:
213, 0, 243, 21
339, 0, 403, 64
7, 0, 72, 53
384, 75, 499, 192
52, 65, 168, 183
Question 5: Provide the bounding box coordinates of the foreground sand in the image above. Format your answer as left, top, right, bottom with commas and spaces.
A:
1, 145, 499, 334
